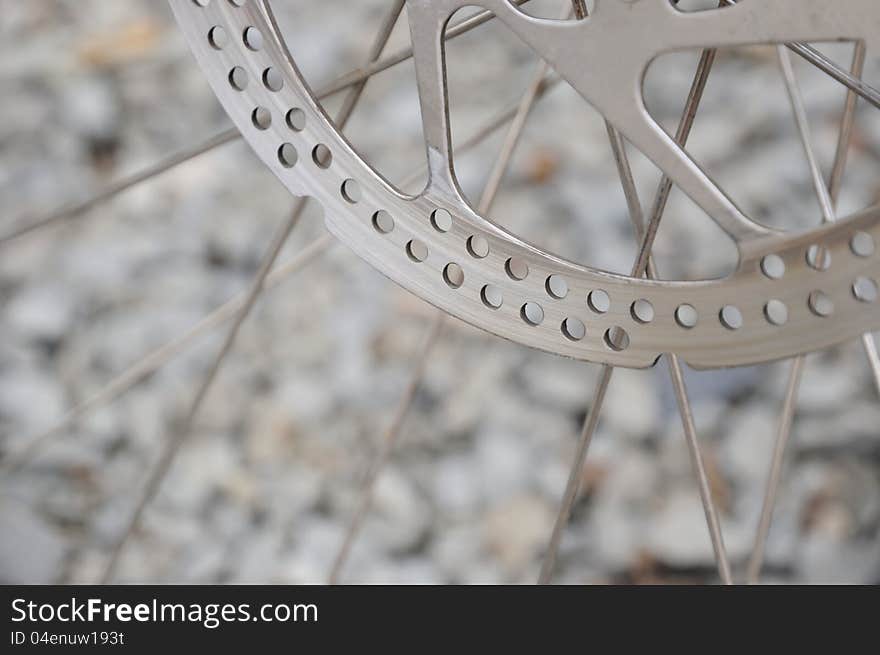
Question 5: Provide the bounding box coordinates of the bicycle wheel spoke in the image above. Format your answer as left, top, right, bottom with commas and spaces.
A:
785, 42, 880, 112
100, 1, 407, 583
784, 42, 880, 390
100, 197, 308, 584
2, 2, 536, 245
2, 65, 557, 479
779, 49, 837, 223
538, 362, 612, 584
327, 313, 445, 584
0, 233, 333, 476
666, 353, 733, 584
6, 0, 878, 589
861, 333, 880, 396
335, 0, 880, 114
718, 0, 880, 111
315, 0, 533, 98
539, 25, 733, 583
828, 43, 866, 201
615, 40, 732, 584
478, 64, 553, 211
640, 47, 718, 277
746, 355, 805, 583
746, 44, 875, 584
328, 18, 564, 582
9, 0, 875, 248
0, 129, 240, 245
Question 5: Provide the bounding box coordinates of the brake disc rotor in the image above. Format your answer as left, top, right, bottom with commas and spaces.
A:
171, 0, 880, 369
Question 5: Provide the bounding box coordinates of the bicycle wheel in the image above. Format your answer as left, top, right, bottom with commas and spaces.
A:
1, 0, 879, 584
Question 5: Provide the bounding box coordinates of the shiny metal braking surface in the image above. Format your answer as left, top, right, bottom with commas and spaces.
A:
171, 0, 880, 369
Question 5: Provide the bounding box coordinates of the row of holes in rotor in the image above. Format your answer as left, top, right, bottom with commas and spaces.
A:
203, 2, 880, 337
760, 232, 874, 280
218, 9, 880, 287
195, 1, 624, 346
228, 23, 873, 338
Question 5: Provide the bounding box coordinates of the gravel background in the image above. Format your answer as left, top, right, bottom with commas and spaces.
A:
2, 0, 880, 584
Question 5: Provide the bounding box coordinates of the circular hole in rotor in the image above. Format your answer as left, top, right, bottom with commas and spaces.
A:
481, 285, 503, 309
312, 144, 332, 169
521, 302, 545, 326
505, 257, 529, 281
604, 327, 630, 352
546, 275, 569, 300
853, 277, 878, 303
467, 235, 489, 259
764, 299, 789, 326
252, 107, 271, 130
277, 143, 297, 168
806, 244, 831, 271
193, 0, 211, 7
851, 231, 875, 258
243, 26, 264, 51
286, 108, 306, 132
229, 67, 248, 91
675, 304, 698, 329
719, 305, 743, 330
631, 299, 655, 324
431, 208, 453, 232
443, 263, 464, 289
808, 290, 834, 317
341, 179, 361, 204
761, 254, 786, 280
228, 0, 246, 6
587, 289, 610, 314
407, 240, 428, 263
562, 317, 586, 342
263, 67, 284, 92
372, 210, 394, 234
208, 26, 228, 50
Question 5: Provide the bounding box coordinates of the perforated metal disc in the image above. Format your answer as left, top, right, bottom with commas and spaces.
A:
171, 0, 880, 369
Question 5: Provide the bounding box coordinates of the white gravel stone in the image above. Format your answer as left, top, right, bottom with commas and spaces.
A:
6, 284, 75, 343
0, 500, 65, 584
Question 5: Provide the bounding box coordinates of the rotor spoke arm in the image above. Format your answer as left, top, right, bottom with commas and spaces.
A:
604, 102, 773, 242
405, 1, 458, 192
